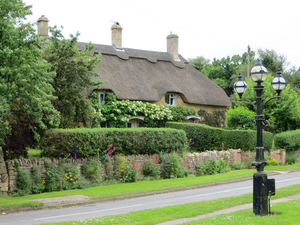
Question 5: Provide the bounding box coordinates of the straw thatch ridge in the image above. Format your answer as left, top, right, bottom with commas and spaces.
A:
77, 42, 231, 107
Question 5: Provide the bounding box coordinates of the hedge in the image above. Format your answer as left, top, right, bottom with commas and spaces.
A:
39, 128, 187, 158
166, 122, 273, 151
274, 129, 300, 152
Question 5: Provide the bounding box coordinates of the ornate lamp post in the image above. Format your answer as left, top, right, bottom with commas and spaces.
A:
233, 59, 287, 216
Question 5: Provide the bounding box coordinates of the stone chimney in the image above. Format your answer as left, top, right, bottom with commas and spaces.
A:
37, 15, 49, 38
111, 22, 122, 49
167, 32, 179, 60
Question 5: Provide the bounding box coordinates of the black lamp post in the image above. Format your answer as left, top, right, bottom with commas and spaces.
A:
233, 59, 287, 216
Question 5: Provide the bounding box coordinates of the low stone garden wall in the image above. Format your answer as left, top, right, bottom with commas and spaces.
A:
0, 148, 286, 195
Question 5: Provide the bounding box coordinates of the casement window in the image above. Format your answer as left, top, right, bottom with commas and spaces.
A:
165, 93, 177, 106
98, 92, 105, 105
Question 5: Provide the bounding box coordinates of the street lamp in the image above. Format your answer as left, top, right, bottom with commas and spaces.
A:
233, 59, 287, 216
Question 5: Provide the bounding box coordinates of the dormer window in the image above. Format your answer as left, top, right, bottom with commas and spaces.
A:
98, 92, 105, 105
165, 93, 177, 106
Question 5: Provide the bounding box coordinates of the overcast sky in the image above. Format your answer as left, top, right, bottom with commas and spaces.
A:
24, 0, 300, 70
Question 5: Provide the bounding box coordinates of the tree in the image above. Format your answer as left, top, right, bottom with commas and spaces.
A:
188, 56, 210, 73
258, 49, 289, 75
226, 106, 256, 130
190, 51, 255, 97
0, 0, 60, 159
232, 75, 300, 133
43, 26, 104, 128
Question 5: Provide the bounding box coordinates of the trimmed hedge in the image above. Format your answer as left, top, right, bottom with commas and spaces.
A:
39, 128, 187, 158
274, 129, 300, 152
166, 122, 273, 151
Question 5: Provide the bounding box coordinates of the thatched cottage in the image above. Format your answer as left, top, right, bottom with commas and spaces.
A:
37, 16, 231, 127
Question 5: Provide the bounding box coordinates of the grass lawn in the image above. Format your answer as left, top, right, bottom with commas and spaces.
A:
27, 149, 41, 159
42, 184, 300, 225
185, 199, 300, 224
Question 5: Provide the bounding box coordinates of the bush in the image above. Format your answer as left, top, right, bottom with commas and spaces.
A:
217, 159, 231, 173
81, 159, 102, 183
64, 164, 80, 184
30, 164, 45, 194
226, 106, 256, 130
114, 155, 128, 180
232, 161, 246, 170
120, 160, 140, 183
286, 155, 297, 165
166, 122, 273, 151
161, 153, 187, 179
40, 128, 187, 158
14, 162, 32, 196
43, 159, 64, 192
274, 129, 300, 152
195, 157, 222, 176
142, 155, 161, 179
267, 159, 278, 166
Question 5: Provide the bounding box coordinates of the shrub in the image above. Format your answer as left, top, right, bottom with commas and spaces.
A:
195, 160, 207, 176
267, 159, 278, 166
161, 153, 188, 179
161, 153, 180, 179
205, 158, 218, 175
40, 128, 187, 158
30, 164, 45, 194
274, 129, 300, 152
166, 122, 273, 151
81, 159, 102, 183
217, 159, 231, 173
232, 161, 246, 170
14, 161, 32, 196
30, 164, 41, 185
43, 159, 64, 192
226, 106, 256, 130
64, 164, 81, 184
114, 155, 128, 180
286, 155, 297, 165
142, 155, 161, 179
120, 160, 140, 183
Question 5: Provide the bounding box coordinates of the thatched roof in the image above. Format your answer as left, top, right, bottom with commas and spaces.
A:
77, 43, 231, 107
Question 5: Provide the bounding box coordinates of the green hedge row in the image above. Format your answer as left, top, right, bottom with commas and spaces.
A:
274, 129, 300, 152
166, 122, 273, 151
39, 128, 187, 158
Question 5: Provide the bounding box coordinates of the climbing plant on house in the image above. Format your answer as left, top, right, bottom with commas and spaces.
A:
90, 91, 195, 128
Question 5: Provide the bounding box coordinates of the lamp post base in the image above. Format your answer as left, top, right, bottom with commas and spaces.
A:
253, 171, 268, 216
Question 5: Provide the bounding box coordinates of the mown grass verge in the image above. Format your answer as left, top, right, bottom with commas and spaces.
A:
186, 199, 300, 224
43, 184, 300, 225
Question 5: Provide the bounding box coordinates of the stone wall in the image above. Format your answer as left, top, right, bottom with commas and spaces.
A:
0, 148, 286, 195
0, 148, 8, 193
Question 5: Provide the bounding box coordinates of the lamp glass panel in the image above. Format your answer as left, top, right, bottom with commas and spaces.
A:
234, 80, 247, 93
272, 77, 287, 90
251, 65, 268, 82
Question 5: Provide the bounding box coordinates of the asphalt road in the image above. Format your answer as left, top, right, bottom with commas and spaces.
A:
1, 171, 300, 225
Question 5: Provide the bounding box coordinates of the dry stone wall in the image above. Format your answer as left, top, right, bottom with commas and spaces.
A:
0, 148, 286, 195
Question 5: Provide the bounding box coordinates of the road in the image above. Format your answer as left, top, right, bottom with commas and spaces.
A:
1, 171, 300, 225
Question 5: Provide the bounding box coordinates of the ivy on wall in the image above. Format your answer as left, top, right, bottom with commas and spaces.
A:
198, 109, 226, 128
89, 91, 196, 128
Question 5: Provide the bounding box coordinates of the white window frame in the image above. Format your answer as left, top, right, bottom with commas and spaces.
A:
98, 92, 105, 105
165, 93, 177, 106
